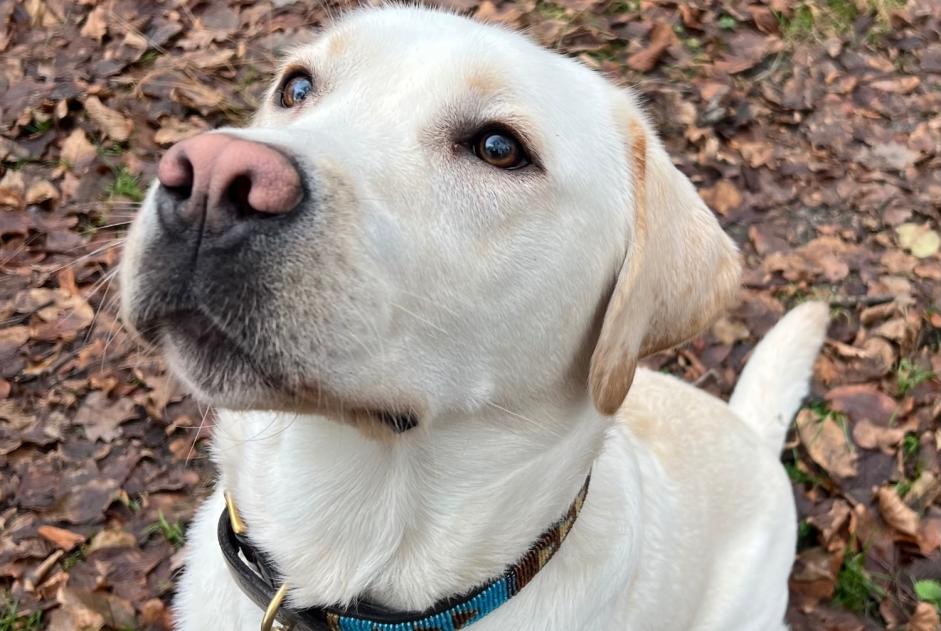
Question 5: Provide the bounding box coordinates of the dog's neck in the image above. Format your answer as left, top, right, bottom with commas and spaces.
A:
213, 395, 608, 612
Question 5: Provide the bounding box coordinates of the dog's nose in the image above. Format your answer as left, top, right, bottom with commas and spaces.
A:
156, 133, 303, 233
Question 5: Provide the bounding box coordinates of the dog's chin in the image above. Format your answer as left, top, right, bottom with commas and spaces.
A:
159, 312, 420, 434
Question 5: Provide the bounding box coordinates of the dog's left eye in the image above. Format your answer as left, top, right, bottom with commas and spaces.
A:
470, 128, 531, 170
279, 72, 314, 108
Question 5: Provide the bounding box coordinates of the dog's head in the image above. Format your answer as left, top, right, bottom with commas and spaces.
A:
120, 7, 739, 433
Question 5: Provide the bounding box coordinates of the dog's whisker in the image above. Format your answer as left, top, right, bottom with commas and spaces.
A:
389, 302, 450, 336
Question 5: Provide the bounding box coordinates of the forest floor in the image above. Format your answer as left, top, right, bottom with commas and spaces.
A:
1, 0, 940, 629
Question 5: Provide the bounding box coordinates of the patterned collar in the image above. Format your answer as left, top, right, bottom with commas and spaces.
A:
218, 475, 591, 631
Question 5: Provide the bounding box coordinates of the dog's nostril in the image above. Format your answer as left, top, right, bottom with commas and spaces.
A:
157, 148, 195, 199
226, 174, 255, 216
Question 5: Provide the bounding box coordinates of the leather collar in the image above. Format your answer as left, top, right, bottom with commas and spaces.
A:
218, 475, 590, 630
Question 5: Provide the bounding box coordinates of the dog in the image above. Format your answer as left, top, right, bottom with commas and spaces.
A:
119, 7, 829, 630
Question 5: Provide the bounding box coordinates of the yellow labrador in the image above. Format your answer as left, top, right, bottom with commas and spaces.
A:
120, 7, 828, 630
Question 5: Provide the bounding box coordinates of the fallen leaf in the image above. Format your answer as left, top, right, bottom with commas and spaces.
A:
877, 486, 920, 536
627, 23, 674, 73
154, 116, 208, 146
37, 525, 86, 552
79, 4, 108, 42
73, 391, 138, 443
0, 169, 25, 209
826, 384, 897, 427
84, 96, 132, 142
87, 527, 136, 553
852, 420, 905, 452
796, 408, 858, 479
897, 223, 940, 258
60, 128, 97, 171
25, 179, 59, 205
700, 180, 742, 216
908, 602, 940, 631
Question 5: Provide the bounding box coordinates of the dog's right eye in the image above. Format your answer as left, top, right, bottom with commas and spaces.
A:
279, 72, 314, 108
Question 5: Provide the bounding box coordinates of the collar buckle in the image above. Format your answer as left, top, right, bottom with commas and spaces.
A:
262, 583, 294, 631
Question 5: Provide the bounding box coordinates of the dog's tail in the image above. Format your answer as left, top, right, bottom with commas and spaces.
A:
729, 301, 829, 453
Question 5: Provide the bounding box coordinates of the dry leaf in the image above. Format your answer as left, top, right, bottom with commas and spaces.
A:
79, 4, 108, 41
73, 391, 138, 443
154, 116, 208, 146
897, 223, 940, 259
0, 169, 25, 209
25, 179, 59, 205
908, 602, 940, 631
877, 486, 920, 536
700, 180, 742, 216
84, 96, 132, 142
627, 23, 674, 73
37, 525, 86, 552
796, 409, 858, 479
60, 128, 97, 171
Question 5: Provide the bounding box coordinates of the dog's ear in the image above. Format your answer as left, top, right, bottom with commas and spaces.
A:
589, 100, 741, 416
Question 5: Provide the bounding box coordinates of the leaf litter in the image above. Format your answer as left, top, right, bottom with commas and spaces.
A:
1, 0, 939, 629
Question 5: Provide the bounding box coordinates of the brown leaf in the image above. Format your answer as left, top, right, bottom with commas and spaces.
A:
170, 83, 225, 112
700, 180, 742, 216
826, 384, 897, 427
73, 391, 138, 443
0, 169, 25, 209
37, 525, 86, 552
796, 408, 858, 479
60, 128, 97, 171
747, 6, 779, 34
852, 420, 905, 452
627, 23, 675, 73
908, 602, 940, 631
877, 486, 920, 536
87, 527, 136, 553
714, 31, 775, 74
870, 76, 920, 94
154, 116, 208, 146
80, 4, 108, 42
84, 96, 132, 142
25, 179, 59, 205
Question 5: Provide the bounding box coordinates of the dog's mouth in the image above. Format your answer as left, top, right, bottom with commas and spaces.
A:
157, 309, 420, 432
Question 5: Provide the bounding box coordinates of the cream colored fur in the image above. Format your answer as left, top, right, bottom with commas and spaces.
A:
119, 7, 830, 630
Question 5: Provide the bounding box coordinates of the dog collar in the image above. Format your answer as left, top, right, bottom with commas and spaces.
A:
218, 475, 590, 631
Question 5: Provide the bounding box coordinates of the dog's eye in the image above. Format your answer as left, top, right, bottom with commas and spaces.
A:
279, 72, 314, 108
471, 129, 530, 170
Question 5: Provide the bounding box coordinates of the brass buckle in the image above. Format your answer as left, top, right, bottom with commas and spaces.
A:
224, 491, 293, 630
261, 583, 294, 631
224, 490, 247, 536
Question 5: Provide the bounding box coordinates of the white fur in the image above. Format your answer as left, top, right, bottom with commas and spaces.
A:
119, 7, 831, 630
730, 302, 830, 453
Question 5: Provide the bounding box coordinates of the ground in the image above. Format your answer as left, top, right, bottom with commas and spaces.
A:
0, 0, 940, 629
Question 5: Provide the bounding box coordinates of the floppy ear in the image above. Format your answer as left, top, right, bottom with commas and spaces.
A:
589, 103, 741, 416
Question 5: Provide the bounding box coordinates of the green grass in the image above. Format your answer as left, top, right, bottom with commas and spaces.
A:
61, 544, 88, 570
535, 0, 567, 20
896, 359, 935, 396
605, 0, 639, 14
915, 579, 941, 611
902, 433, 920, 461
808, 400, 851, 441
0, 598, 42, 631
796, 519, 818, 550
106, 167, 145, 202
717, 14, 738, 30
24, 118, 53, 137
778, 0, 905, 43
834, 551, 885, 615
145, 511, 185, 549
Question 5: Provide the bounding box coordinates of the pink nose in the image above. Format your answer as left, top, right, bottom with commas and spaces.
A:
156, 133, 303, 230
